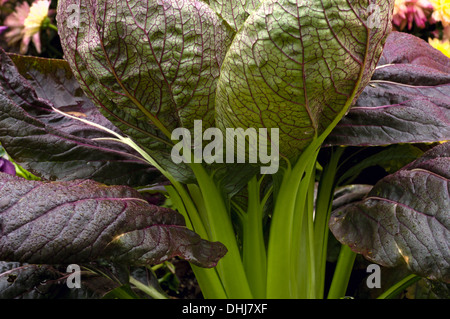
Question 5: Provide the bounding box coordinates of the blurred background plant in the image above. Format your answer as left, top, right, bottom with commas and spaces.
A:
392, 0, 450, 56
0, 0, 61, 57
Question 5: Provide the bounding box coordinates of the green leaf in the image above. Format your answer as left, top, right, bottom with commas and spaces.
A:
56, 0, 235, 182
215, 0, 394, 160
206, 0, 262, 32
330, 142, 450, 283
102, 284, 142, 299
0, 172, 227, 268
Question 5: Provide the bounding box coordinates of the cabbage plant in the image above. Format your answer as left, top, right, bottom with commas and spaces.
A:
0, 0, 449, 299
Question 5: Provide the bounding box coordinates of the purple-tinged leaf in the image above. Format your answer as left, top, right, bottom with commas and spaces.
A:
0, 262, 64, 299
0, 49, 162, 186
0, 172, 227, 268
56, 0, 234, 182
326, 32, 450, 147
375, 31, 450, 82
330, 142, 450, 283
7, 53, 123, 138
331, 184, 373, 211
0, 261, 128, 299
206, 0, 262, 32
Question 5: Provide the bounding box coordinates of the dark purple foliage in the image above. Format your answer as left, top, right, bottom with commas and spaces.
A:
330, 142, 450, 283
326, 32, 450, 146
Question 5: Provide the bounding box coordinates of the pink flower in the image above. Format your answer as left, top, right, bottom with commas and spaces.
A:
2, 0, 51, 54
3, 1, 33, 53
393, 0, 434, 30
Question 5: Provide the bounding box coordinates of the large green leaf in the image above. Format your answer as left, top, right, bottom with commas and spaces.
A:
330, 142, 450, 283
215, 0, 393, 159
56, 0, 235, 182
0, 172, 227, 268
57, 0, 394, 170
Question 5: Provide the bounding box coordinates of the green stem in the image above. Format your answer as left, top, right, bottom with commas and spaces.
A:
306, 169, 317, 298
47, 23, 58, 32
129, 276, 168, 299
121, 139, 215, 241
187, 184, 212, 238
166, 185, 227, 299
295, 208, 309, 298
314, 147, 344, 298
184, 184, 228, 299
243, 175, 267, 298
189, 163, 252, 299
266, 140, 320, 298
327, 245, 356, 299
123, 142, 220, 300
165, 185, 208, 239
190, 266, 227, 299
266, 77, 359, 299
291, 156, 318, 298
377, 274, 421, 299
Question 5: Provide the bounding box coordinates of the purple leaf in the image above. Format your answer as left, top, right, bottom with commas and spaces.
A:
326, 32, 450, 147
0, 262, 64, 299
0, 48, 163, 186
330, 142, 450, 283
0, 172, 227, 268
